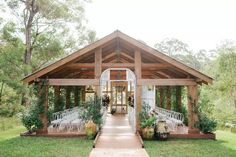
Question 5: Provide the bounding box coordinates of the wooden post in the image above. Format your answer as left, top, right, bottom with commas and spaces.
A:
54, 86, 60, 112
81, 86, 86, 102
187, 85, 200, 134
37, 83, 48, 134
176, 86, 182, 112
159, 87, 164, 108
74, 86, 79, 107
166, 86, 171, 110
66, 86, 71, 109
95, 48, 102, 96
135, 49, 142, 131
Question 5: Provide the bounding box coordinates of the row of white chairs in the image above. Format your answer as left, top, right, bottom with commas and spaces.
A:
48, 106, 108, 133
48, 107, 85, 132
153, 107, 184, 131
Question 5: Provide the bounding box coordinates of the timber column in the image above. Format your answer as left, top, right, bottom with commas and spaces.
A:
37, 82, 49, 134
135, 49, 142, 131
187, 85, 200, 134
95, 48, 102, 97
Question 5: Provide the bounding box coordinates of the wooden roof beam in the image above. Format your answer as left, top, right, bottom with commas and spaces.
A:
137, 79, 197, 86
47, 79, 99, 86
142, 63, 171, 69
102, 63, 134, 68
66, 63, 95, 69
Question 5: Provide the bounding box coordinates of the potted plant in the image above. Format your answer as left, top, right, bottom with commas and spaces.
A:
141, 116, 156, 139
139, 102, 156, 139
81, 95, 103, 139
85, 120, 97, 139
155, 120, 169, 140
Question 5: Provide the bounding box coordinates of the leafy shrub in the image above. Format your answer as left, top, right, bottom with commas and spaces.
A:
0, 104, 24, 117
139, 102, 156, 128
139, 102, 151, 123
141, 117, 156, 129
197, 113, 217, 133
181, 106, 188, 126
81, 95, 103, 128
21, 83, 51, 133
21, 105, 43, 133
0, 116, 22, 131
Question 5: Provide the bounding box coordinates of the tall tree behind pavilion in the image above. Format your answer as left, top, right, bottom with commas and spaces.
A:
2, 0, 96, 105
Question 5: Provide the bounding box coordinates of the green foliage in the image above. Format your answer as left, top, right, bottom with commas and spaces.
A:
0, 116, 22, 131
0, 104, 24, 117
196, 113, 217, 133
181, 106, 188, 126
21, 105, 43, 133
139, 102, 151, 123
141, 117, 156, 129
21, 83, 50, 132
81, 95, 103, 127
139, 102, 156, 129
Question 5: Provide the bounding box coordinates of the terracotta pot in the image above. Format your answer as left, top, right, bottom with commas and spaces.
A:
85, 120, 97, 139
142, 127, 154, 139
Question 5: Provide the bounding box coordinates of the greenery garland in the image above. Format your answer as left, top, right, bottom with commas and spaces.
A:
21, 79, 52, 133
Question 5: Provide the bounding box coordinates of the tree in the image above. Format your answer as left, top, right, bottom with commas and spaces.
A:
154, 38, 201, 70
1, 0, 96, 105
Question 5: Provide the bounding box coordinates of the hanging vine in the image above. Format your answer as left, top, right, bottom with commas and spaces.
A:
21, 79, 50, 133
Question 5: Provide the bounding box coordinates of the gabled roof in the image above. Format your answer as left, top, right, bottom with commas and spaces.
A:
23, 30, 213, 84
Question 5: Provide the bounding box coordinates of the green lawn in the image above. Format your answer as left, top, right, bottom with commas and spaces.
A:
0, 124, 236, 157
144, 130, 236, 157
0, 126, 93, 157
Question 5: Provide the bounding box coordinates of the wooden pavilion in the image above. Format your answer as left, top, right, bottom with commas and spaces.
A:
23, 30, 213, 135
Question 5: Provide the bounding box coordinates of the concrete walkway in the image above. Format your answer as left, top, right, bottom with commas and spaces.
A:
89, 114, 149, 157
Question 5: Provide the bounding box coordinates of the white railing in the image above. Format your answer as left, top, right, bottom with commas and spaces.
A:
155, 107, 184, 122
154, 107, 184, 131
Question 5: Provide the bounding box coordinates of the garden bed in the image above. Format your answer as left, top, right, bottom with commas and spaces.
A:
169, 133, 216, 140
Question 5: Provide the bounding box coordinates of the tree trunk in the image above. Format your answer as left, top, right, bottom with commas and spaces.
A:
21, 0, 38, 106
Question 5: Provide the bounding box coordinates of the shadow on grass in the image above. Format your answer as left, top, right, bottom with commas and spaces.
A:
0, 136, 93, 157
144, 139, 236, 157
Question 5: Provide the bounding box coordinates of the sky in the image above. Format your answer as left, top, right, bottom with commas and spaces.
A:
85, 0, 236, 52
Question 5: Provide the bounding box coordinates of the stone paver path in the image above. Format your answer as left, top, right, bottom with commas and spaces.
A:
89, 114, 149, 157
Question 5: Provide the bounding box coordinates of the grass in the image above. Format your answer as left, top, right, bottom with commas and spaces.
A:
0, 125, 93, 157
144, 130, 236, 157
0, 116, 236, 157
